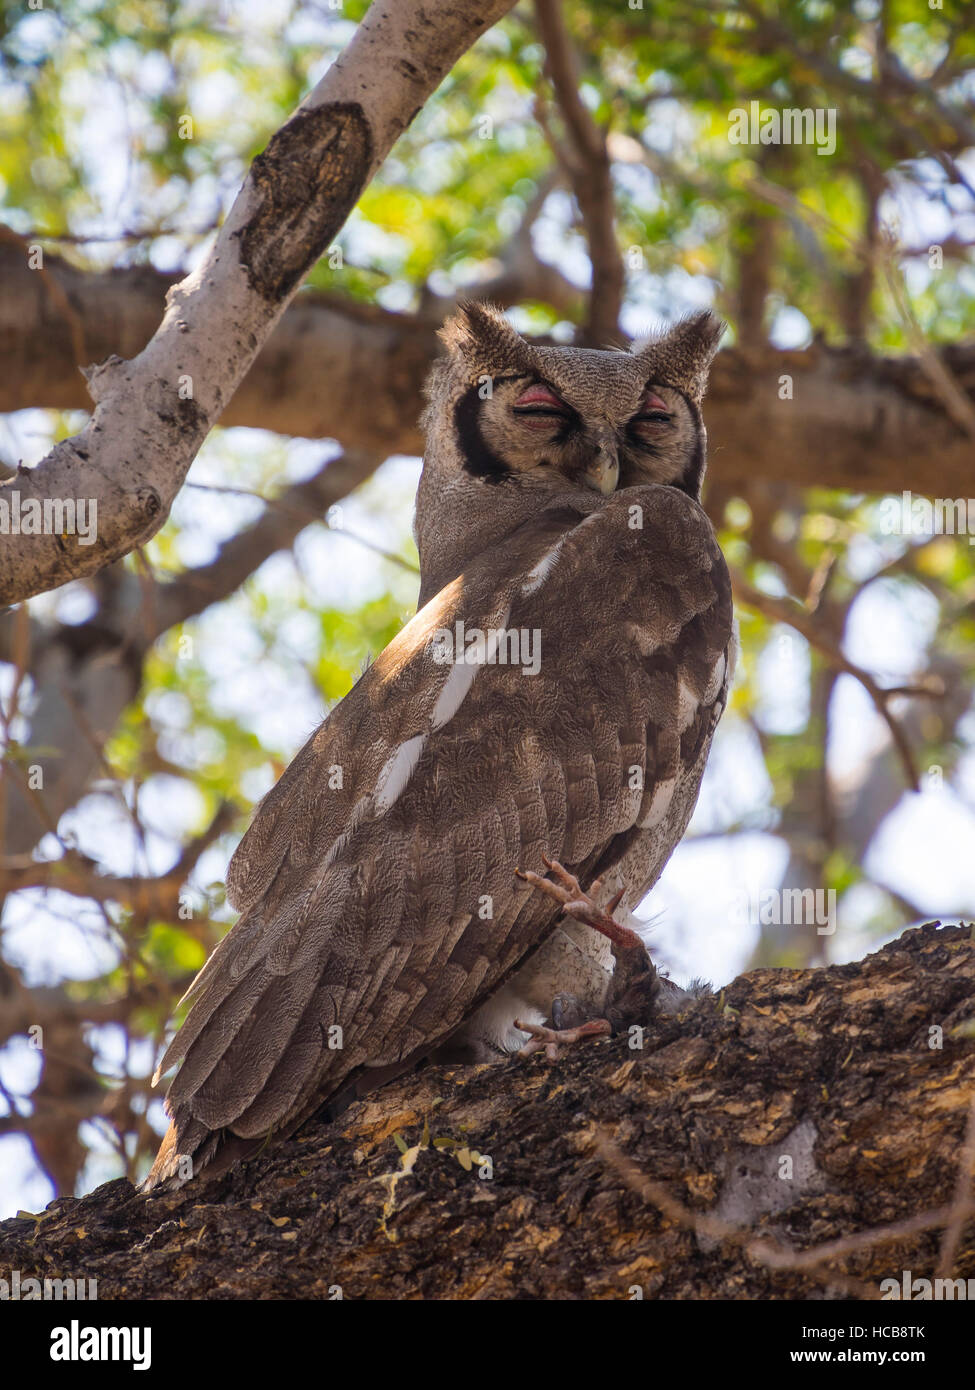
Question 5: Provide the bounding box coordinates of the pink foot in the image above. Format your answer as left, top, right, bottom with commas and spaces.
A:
513, 1016, 612, 1061
514, 857, 660, 1051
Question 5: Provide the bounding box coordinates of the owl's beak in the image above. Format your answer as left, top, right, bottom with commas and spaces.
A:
582, 454, 619, 496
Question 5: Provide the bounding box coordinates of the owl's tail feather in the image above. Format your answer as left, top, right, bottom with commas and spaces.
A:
140, 1118, 269, 1193
142, 1044, 438, 1193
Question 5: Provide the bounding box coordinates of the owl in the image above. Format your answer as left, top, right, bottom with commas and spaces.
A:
144, 303, 734, 1190
414, 305, 733, 1059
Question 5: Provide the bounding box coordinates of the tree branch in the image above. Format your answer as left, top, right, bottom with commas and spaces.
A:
0, 451, 381, 861
0, 0, 518, 606
2, 922, 972, 1297
730, 571, 944, 792
534, 0, 623, 345
0, 801, 236, 913
3, 241, 973, 495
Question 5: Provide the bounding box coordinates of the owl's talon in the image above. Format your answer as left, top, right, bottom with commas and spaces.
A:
515, 858, 645, 957
514, 1016, 612, 1061
517, 857, 662, 1031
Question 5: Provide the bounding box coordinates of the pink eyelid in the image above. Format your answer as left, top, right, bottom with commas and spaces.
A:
514, 384, 566, 408
642, 390, 669, 412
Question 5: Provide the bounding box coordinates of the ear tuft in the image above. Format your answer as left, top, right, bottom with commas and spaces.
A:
439, 301, 534, 376
634, 309, 725, 404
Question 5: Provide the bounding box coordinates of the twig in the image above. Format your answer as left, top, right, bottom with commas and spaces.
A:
1, 802, 236, 910
182, 479, 419, 576
731, 572, 936, 791
533, 0, 623, 345
596, 1127, 975, 1299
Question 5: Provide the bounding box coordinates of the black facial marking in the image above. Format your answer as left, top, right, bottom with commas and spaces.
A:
454, 383, 514, 483
553, 406, 582, 444
677, 394, 707, 499
631, 383, 707, 499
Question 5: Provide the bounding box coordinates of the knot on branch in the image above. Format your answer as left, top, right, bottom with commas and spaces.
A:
237, 102, 373, 302
81, 354, 128, 405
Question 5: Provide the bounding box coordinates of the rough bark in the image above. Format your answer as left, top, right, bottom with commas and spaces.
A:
3, 243, 972, 498
0, 0, 518, 607
2, 922, 973, 1300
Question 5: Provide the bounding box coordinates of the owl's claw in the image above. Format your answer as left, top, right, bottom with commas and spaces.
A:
515, 856, 661, 1033
515, 856, 646, 957
514, 1016, 612, 1061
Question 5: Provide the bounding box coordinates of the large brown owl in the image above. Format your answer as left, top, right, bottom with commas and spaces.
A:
144, 303, 734, 1189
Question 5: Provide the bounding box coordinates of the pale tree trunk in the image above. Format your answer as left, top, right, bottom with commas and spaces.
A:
0, 0, 518, 606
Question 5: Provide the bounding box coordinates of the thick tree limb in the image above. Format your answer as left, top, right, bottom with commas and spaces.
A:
1, 923, 972, 1297
0, 0, 518, 606
3, 243, 972, 494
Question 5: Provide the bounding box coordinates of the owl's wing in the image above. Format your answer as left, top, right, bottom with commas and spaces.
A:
150, 487, 732, 1181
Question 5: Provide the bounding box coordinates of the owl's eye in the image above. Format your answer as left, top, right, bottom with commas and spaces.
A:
512, 383, 572, 422
629, 389, 673, 439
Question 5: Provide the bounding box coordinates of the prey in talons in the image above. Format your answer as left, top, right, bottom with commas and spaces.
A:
513, 856, 660, 1059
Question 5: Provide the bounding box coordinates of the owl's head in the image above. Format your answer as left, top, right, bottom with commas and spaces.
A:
415, 302, 724, 605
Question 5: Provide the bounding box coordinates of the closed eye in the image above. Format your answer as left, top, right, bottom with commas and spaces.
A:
628, 413, 674, 439
512, 383, 572, 418
629, 387, 674, 437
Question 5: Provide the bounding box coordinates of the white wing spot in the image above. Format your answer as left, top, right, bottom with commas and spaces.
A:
703, 652, 727, 704
638, 777, 675, 828
431, 601, 511, 729
678, 679, 699, 731
363, 599, 518, 820
373, 734, 427, 813
432, 659, 479, 730
521, 540, 564, 596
